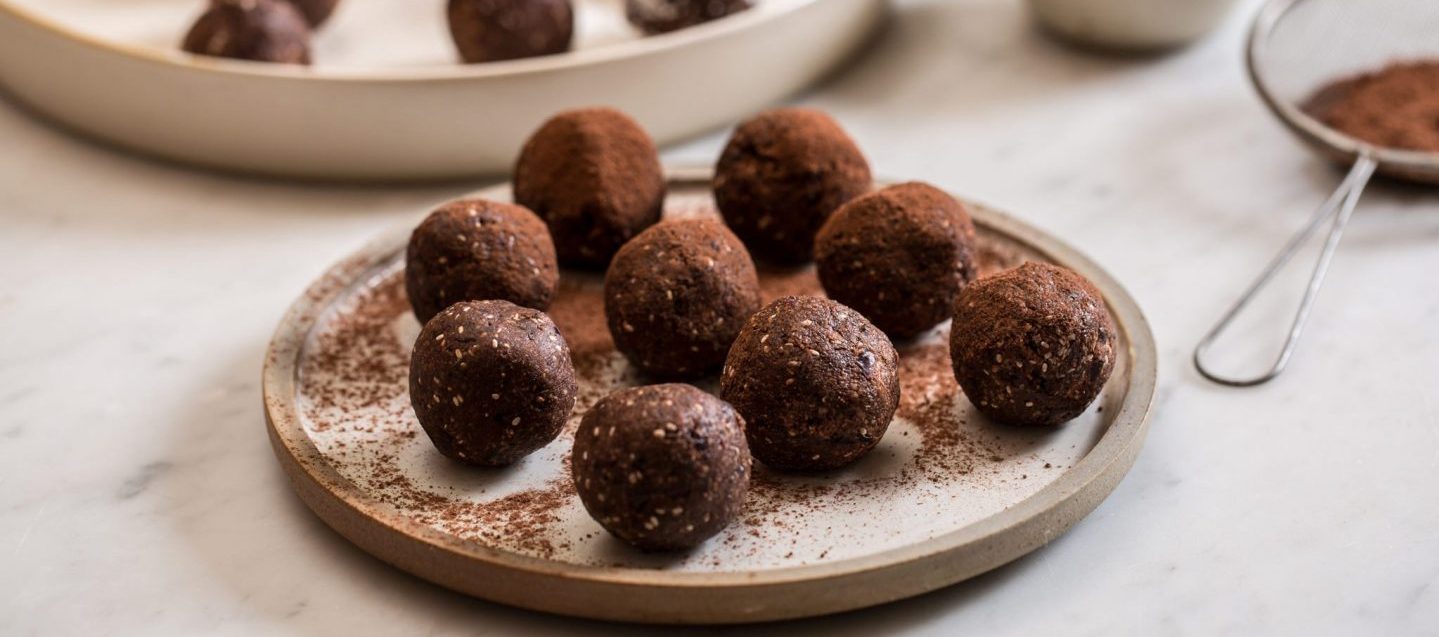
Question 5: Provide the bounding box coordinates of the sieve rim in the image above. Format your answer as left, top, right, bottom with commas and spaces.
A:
1246, 0, 1439, 179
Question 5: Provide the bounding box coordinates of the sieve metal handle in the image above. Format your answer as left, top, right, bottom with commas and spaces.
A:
1193, 153, 1378, 387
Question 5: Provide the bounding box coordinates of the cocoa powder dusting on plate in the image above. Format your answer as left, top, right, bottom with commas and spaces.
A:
300, 272, 410, 428
294, 199, 1091, 569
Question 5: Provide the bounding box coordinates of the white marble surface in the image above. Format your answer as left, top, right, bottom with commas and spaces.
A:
2, 0, 1438, 634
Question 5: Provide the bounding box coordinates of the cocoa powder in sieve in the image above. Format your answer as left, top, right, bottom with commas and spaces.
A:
1304, 60, 1439, 153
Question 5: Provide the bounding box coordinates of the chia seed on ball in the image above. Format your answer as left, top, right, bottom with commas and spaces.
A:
815, 182, 978, 339
182, 0, 312, 65
514, 108, 665, 268
949, 262, 1116, 427
404, 198, 559, 324
447, 0, 573, 64
625, 0, 752, 34
572, 384, 751, 552
713, 108, 871, 263
409, 300, 578, 467
720, 296, 900, 471
604, 218, 761, 378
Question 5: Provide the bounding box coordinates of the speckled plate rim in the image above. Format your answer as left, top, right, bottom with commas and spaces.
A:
261, 167, 1158, 624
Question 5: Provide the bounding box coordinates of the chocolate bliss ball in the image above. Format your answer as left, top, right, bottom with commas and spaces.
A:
721, 296, 899, 471
409, 300, 578, 466
815, 182, 978, 340
206, 0, 337, 27
950, 263, 1116, 427
572, 384, 750, 551
282, 0, 339, 27
713, 109, 871, 263
447, 0, 573, 64
514, 108, 665, 267
404, 199, 559, 324
182, 0, 311, 65
625, 0, 752, 34
604, 218, 761, 378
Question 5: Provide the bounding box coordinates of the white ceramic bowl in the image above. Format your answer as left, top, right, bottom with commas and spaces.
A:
0, 0, 885, 180
1027, 0, 1240, 51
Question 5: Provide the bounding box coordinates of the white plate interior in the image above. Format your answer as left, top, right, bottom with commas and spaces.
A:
289, 182, 1131, 573
8, 0, 774, 70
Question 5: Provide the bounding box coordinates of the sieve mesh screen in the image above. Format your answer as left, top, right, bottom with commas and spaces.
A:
1249, 0, 1439, 180
1257, 0, 1439, 106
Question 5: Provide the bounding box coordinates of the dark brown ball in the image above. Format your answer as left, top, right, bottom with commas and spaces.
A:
572, 384, 750, 551
447, 0, 573, 64
404, 199, 559, 324
950, 262, 1116, 427
182, 0, 312, 65
409, 300, 578, 466
208, 0, 338, 27
514, 108, 666, 268
284, 0, 339, 27
720, 296, 899, 471
815, 182, 979, 340
713, 108, 871, 264
604, 218, 761, 378
625, 0, 752, 34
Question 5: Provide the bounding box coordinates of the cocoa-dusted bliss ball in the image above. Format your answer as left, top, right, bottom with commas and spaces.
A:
950, 262, 1116, 427
182, 0, 312, 65
625, 0, 752, 34
409, 300, 578, 466
404, 199, 559, 324
514, 108, 665, 267
447, 0, 573, 64
721, 296, 899, 471
207, 0, 338, 27
604, 218, 761, 378
815, 182, 979, 340
572, 384, 750, 551
713, 108, 871, 263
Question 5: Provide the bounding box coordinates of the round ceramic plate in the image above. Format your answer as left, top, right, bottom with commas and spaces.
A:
262, 168, 1157, 624
0, 0, 883, 180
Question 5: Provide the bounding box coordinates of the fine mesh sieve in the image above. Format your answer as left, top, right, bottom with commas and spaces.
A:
1193, 0, 1439, 386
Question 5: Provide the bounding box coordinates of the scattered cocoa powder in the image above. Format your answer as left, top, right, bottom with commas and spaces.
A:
754, 263, 822, 304
294, 200, 1075, 566
1304, 60, 1439, 153
301, 273, 410, 428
